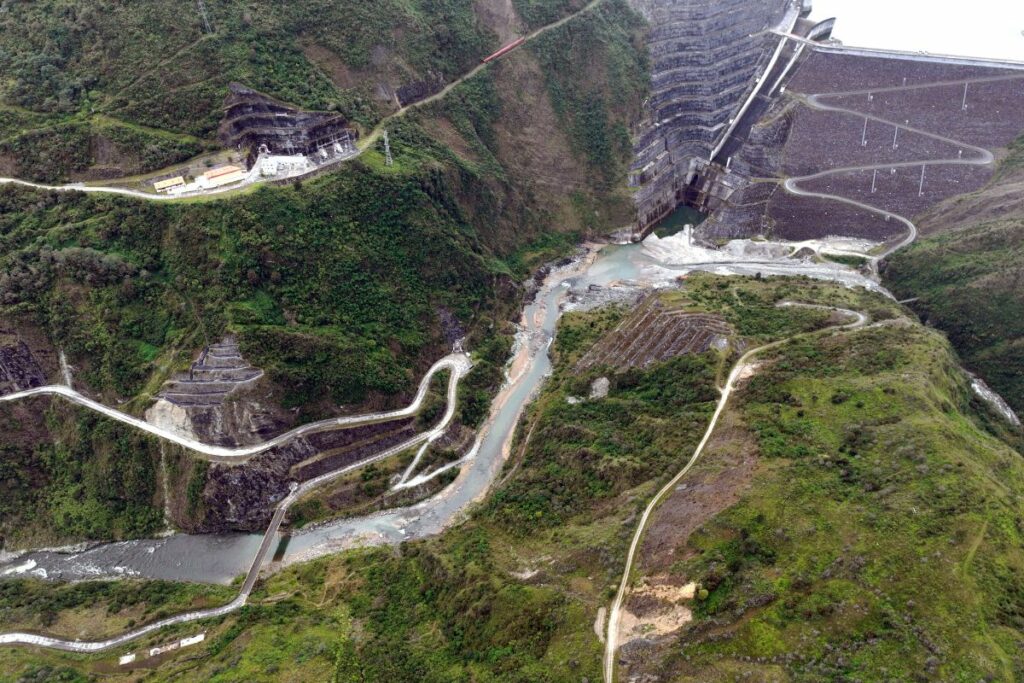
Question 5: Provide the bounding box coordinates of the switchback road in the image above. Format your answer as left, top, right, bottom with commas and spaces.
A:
0, 353, 471, 653
782, 75, 1009, 266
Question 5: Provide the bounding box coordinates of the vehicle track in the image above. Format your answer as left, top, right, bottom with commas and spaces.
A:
603, 303, 868, 683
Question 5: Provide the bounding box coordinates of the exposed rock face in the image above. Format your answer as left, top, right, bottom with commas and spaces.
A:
627, 0, 791, 232
0, 336, 46, 396
145, 337, 289, 447
395, 72, 447, 107
219, 83, 358, 163
181, 417, 419, 533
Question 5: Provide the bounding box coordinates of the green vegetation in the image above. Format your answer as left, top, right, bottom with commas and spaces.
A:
656, 319, 1024, 681
886, 137, 1024, 414
2, 276, 941, 683
0, 402, 164, 547
0, 0, 650, 553
822, 252, 870, 268
488, 351, 718, 530
0, 117, 210, 183
513, 0, 589, 30
0, 578, 234, 637
0, 0, 510, 180
0, 0, 502, 132
0, 161, 501, 412
887, 217, 1024, 413
888, 216, 1024, 413
528, 0, 648, 186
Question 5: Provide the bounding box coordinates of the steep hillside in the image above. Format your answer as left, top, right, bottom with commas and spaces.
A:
8, 276, 1021, 682
885, 135, 1024, 414
0, 0, 593, 182
620, 305, 1024, 681
0, 0, 647, 549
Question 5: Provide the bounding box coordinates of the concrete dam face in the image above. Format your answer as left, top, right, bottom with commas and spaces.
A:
627, 0, 796, 234
626, 0, 1024, 244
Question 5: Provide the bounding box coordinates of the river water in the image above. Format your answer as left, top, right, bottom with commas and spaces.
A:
0, 232, 883, 585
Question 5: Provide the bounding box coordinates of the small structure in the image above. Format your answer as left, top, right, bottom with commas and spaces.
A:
198, 165, 245, 189
152, 176, 185, 193
257, 154, 309, 178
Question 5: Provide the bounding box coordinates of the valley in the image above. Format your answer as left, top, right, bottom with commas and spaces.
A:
0, 0, 1021, 681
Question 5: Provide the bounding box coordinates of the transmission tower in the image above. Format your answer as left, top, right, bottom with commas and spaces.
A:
197, 0, 214, 34
383, 130, 393, 166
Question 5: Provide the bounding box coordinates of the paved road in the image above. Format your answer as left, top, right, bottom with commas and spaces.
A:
603, 303, 868, 683
782, 77, 1003, 266
0, 353, 471, 653
0, 354, 470, 461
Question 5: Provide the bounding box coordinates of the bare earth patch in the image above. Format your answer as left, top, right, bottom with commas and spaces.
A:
618, 579, 697, 645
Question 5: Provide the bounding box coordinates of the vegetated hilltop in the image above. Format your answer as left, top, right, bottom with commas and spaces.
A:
885, 134, 1024, 414
0, 0, 598, 182
7, 275, 1023, 681
0, 0, 647, 547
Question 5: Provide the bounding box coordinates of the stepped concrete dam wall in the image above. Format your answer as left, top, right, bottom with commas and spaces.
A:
627, 0, 1024, 245
627, 0, 807, 235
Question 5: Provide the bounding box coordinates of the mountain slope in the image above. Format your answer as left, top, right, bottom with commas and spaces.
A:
8, 277, 1024, 682
885, 135, 1024, 414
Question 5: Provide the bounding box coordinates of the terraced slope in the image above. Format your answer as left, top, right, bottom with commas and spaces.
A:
579, 295, 732, 369
628, 0, 790, 230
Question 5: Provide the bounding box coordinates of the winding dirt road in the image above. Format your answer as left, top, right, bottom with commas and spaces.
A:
782, 79, 1001, 266
603, 303, 868, 683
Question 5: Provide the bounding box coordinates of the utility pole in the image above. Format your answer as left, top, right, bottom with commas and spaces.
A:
961, 82, 969, 110
383, 130, 393, 166
892, 125, 899, 150
871, 169, 877, 193
861, 117, 868, 147
918, 164, 926, 196
196, 0, 214, 34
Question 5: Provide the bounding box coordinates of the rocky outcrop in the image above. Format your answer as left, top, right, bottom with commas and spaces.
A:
179, 417, 419, 533
395, 72, 447, 107
0, 336, 46, 396
145, 337, 290, 447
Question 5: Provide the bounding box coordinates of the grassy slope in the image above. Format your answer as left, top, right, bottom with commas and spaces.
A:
651, 321, 1024, 681
6, 276, 997, 682
885, 135, 1024, 414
